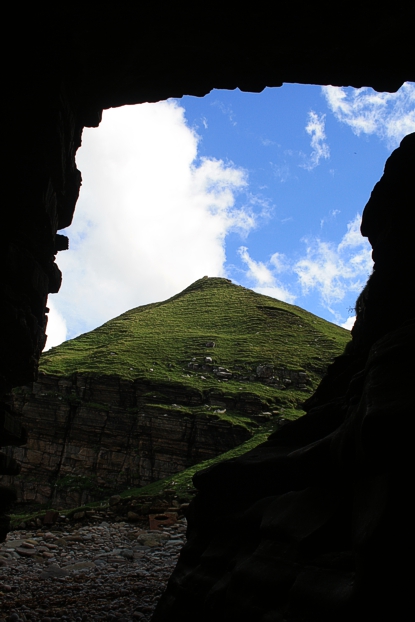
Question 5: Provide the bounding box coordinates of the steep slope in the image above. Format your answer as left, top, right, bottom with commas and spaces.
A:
4, 278, 350, 508
41, 276, 349, 395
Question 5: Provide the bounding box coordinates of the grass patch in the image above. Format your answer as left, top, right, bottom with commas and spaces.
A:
120, 421, 279, 501
40, 277, 350, 417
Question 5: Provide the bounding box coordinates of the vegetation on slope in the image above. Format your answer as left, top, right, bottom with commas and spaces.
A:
8, 423, 276, 527
11, 281, 351, 521
41, 277, 350, 421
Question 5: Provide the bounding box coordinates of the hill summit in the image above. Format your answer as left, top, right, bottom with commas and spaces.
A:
6, 278, 350, 508
41, 276, 349, 392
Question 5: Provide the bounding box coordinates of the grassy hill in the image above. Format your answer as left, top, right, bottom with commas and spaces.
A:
41, 277, 350, 421
8, 278, 351, 521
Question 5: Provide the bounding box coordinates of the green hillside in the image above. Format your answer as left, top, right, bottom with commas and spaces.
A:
41, 277, 350, 420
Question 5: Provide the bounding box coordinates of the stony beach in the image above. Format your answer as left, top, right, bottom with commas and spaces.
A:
0, 518, 186, 622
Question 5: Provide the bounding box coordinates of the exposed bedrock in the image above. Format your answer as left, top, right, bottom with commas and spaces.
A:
0, 373, 250, 508
152, 135, 415, 620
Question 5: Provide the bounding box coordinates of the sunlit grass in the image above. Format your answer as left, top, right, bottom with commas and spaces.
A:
41, 277, 350, 419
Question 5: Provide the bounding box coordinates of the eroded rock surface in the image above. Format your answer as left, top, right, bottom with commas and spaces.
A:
1, 374, 250, 508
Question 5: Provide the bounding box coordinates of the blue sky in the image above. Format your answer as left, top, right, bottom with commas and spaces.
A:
45, 82, 415, 349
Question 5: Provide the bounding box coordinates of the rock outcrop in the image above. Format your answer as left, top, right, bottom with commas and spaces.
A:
2, 277, 348, 511
1, 373, 250, 508
152, 134, 415, 621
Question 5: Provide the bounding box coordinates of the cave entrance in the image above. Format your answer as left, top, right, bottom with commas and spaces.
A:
46, 83, 413, 349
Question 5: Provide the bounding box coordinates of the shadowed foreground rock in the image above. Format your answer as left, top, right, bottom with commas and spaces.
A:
1, 6, 414, 618
152, 134, 415, 621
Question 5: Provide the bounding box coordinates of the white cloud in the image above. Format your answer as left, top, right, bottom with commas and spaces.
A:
338, 213, 369, 250
269, 252, 289, 273
234, 214, 372, 326
238, 246, 274, 286
322, 82, 415, 148
301, 111, 330, 170
254, 286, 297, 303
55, 101, 255, 339
44, 298, 67, 350
341, 316, 356, 330
294, 214, 373, 308
237, 247, 296, 304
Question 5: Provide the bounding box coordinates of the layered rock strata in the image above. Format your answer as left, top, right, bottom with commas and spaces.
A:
152, 134, 415, 621
1, 373, 250, 508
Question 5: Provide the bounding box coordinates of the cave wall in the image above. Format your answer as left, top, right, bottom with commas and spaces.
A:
152, 132, 415, 621
1, 3, 414, 616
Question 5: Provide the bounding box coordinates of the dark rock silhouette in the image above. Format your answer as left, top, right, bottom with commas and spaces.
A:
1, 4, 414, 617
152, 134, 415, 621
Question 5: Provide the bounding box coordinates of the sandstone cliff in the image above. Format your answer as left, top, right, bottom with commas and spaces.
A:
2, 373, 251, 508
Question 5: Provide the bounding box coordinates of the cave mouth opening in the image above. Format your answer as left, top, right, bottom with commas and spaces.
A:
46, 82, 414, 350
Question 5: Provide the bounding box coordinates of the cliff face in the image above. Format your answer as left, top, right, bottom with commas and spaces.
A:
2, 373, 250, 508
3, 278, 350, 510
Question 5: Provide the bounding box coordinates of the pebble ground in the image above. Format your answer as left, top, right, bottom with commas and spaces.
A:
0, 519, 186, 622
